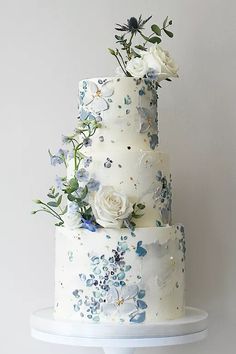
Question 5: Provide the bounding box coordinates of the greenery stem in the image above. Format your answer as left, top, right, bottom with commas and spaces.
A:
114, 54, 128, 76
39, 201, 63, 222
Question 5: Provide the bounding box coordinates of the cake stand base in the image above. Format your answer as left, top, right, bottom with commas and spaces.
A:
30, 306, 208, 354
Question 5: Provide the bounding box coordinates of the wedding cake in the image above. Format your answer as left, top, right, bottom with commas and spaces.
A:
33, 15, 186, 325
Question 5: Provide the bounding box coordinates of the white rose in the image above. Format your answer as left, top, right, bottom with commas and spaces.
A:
143, 44, 179, 82
126, 57, 148, 77
64, 212, 82, 230
91, 186, 133, 228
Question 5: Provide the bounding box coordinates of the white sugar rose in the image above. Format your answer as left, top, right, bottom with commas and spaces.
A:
126, 57, 148, 77
143, 44, 178, 82
91, 186, 133, 228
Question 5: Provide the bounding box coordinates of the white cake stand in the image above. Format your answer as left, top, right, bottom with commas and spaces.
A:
30, 307, 208, 354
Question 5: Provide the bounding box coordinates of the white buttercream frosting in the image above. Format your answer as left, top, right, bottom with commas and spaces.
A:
55, 225, 186, 323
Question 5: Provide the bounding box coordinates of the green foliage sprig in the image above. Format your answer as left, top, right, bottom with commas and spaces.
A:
32, 116, 101, 227
108, 15, 174, 76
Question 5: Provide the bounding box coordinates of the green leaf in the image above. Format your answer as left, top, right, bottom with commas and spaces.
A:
108, 48, 116, 55
135, 45, 147, 51
79, 186, 88, 200
47, 201, 58, 207
56, 195, 62, 206
66, 178, 78, 194
55, 221, 64, 227
137, 203, 146, 210
151, 24, 161, 36
163, 16, 168, 28
60, 206, 68, 216
169, 19, 173, 25
132, 214, 144, 219
47, 193, 56, 199
67, 194, 76, 202
148, 36, 162, 44
164, 29, 174, 38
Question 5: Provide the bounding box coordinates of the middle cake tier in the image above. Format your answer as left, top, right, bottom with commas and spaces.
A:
68, 150, 172, 227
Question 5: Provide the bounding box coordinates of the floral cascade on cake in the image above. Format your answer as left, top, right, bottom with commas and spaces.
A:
33, 15, 186, 324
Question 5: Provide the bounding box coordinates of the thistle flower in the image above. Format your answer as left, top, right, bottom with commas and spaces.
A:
115, 15, 152, 35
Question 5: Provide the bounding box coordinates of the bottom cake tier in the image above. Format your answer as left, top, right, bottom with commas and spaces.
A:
54, 224, 186, 324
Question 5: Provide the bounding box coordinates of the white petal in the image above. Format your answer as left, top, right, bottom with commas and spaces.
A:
88, 81, 98, 95
121, 285, 138, 300
102, 303, 117, 316
118, 302, 137, 315
82, 92, 94, 106
90, 97, 108, 113
106, 287, 119, 303
101, 81, 114, 97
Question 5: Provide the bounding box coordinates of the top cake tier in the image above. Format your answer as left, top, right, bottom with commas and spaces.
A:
79, 77, 159, 152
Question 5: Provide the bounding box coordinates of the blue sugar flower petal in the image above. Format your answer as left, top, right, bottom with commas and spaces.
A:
130, 311, 146, 323
137, 300, 147, 309
137, 290, 145, 299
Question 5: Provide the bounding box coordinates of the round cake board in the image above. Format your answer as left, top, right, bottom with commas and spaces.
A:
30, 306, 208, 354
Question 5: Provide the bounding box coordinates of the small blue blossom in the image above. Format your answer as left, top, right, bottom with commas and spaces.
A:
124, 95, 132, 105
58, 149, 69, 159
77, 168, 89, 182
76, 186, 85, 198
55, 175, 63, 190
84, 156, 92, 168
148, 133, 159, 150
87, 178, 100, 191
50, 155, 63, 166
146, 68, 158, 80
81, 218, 97, 232
139, 87, 145, 96
83, 137, 92, 147
62, 135, 71, 144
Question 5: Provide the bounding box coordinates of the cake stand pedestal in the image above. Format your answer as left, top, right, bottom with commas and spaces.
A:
30, 307, 208, 354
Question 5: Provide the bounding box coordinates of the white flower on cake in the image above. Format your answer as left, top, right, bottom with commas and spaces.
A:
126, 57, 148, 77
91, 186, 133, 228
143, 44, 178, 82
102, 285, 138, 316
82, 81, 114, 113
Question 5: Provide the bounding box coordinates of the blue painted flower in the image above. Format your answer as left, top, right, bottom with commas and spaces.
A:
84, 156, 92, 168
83, 137, 92, 147
148, 133, 159, 150
50, 155, 63, 166
139, 87, 145, 96
137, 107, 158, 134
136, 241, 147, 257
55, 175, 63, 190
58, 149, 69, 159
146, 68, 158, 80
87, 178, 100, 191
62, 135, 71, 144
77, 168, 89, 182
81, 218, 97, 232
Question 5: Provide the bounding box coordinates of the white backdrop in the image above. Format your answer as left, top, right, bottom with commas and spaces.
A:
0, 0, 236, 353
